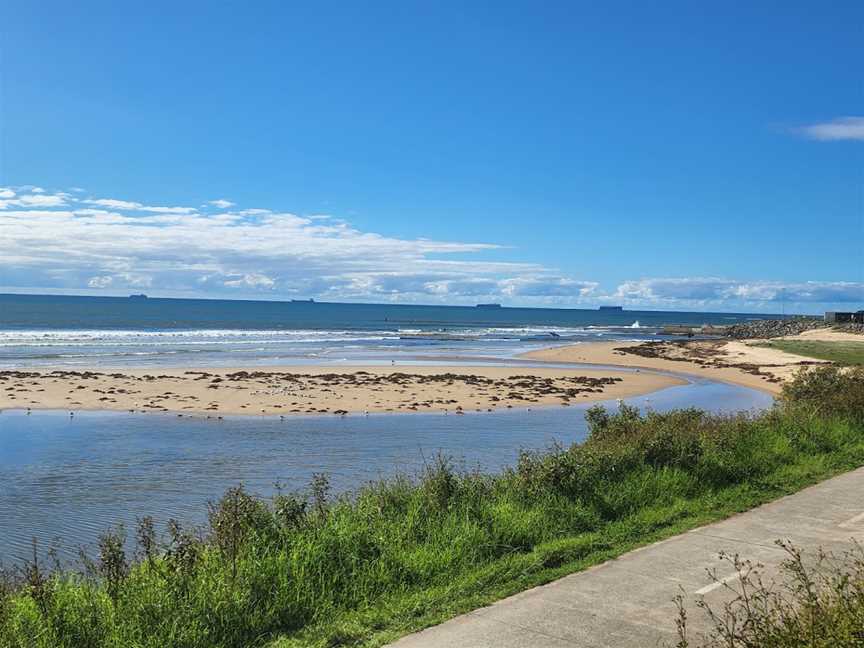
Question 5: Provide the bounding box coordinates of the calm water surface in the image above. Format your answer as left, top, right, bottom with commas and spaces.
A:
0, 378, 772, 564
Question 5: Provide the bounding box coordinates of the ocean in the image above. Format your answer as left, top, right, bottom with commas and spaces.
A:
0, 293, 778, 368
0, 294, 779, 561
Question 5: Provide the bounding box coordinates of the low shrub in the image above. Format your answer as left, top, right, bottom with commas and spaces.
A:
780, 365, 864, 422
675, 540, 864, 647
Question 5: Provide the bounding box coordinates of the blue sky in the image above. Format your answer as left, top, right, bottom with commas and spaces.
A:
1, 0, 862, 312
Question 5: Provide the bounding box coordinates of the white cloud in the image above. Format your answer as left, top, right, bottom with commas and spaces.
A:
82, 198, 141, 210
2, 185, 860, 311
0, 191, 68, 209
615, 277, 864, 305
424, 278, 501, 297
87, 275, 114, 288
0, 188, 15, 199
86, 273, 153, 289
500, 277, 598, 298
0, 189, 531, 301
121, 273, 153, 288
83, 198, 197, 214
224, 273, 275, 289
797, 116, 864, 142
208, 199, 235, 209
417, 276, 598, 299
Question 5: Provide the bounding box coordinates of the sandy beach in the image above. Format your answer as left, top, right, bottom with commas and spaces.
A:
7, 324, 854, 416
0, 364, 685, 416
5, 324, 852, 415
523, 337, 830, 395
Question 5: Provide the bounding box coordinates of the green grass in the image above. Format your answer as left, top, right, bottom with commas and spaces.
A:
756, 339, 864, 365
2, 366, 864, 648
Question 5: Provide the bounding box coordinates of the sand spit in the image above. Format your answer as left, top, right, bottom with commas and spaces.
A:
0, 364, 684, 417
524, 339, 827, 395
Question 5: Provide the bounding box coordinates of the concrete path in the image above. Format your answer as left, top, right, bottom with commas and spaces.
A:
388, 467, 864, 647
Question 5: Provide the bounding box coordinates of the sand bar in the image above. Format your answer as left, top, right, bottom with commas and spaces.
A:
0, 364, 685, 416
523, 339, 828, 395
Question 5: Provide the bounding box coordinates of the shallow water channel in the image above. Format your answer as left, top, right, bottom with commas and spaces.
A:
0, 376, 772, 564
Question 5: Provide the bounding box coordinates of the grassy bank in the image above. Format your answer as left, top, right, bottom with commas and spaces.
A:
756, 339, 864, 365
2, 367, 864, 648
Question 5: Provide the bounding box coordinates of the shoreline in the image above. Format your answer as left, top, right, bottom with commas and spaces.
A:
3, 329, 830, 416
0, 363, 686, 417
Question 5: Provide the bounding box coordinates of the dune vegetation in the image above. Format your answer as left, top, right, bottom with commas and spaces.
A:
2, 366, 864, 648
675, 539, 864, 647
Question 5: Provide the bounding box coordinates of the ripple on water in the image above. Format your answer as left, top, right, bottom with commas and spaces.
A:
0, 378, 773, 564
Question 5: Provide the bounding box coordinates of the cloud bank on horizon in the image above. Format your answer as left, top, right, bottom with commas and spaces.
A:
1, 185, 861, 312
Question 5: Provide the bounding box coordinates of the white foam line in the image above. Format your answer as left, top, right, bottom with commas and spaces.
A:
695, 571, 743, 596
839, 511, 864, 529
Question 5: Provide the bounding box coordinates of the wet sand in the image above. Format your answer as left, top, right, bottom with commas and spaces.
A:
0, 364, 685, 416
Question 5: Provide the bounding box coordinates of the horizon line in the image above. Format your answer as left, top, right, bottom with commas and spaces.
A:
0, 291, 800, 317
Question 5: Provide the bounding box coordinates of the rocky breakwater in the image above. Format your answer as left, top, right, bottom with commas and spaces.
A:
724, 318, 829, 340
836, 322, 864, 335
